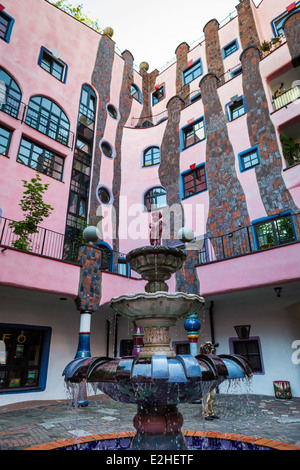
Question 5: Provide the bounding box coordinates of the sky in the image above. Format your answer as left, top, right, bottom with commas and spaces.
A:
59, 0, 262, 72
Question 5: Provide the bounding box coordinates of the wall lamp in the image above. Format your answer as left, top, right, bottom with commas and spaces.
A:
234, 325, 251, 340
274, 287, 282, 298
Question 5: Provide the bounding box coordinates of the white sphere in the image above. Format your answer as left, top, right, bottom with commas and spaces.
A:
83, 226, 100, 243
178, 227, 195, 243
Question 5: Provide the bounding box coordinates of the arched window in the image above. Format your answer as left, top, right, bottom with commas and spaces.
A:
0, 68, 22, 119
143, 146, 160, 167
25, 96, 70, 145
144, 186, 167, 212
96, 242, 113, 272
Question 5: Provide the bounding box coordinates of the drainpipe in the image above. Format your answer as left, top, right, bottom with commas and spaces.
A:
209, 301, 215, 344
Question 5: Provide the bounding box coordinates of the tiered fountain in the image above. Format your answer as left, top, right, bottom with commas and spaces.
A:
63, 243, 252, 450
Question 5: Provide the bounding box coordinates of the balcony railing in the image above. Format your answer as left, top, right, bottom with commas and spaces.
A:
273, 85, 300, 111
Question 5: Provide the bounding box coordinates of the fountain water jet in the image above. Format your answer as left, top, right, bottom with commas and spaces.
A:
63, 244, 253, 450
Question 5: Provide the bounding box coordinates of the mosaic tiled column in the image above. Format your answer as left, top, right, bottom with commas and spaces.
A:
203, 19, 225, 83
240, 46, 299, 224
74, 244, 102, 405
138, 67, 159, 127
175, 42, 190, 106
283, 10, 300, 67
200, 73, 251, 258
236, 0, 260, 50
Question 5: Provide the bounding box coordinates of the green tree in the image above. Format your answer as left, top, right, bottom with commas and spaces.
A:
9, 173, 54, 251
51, 1, 101, 31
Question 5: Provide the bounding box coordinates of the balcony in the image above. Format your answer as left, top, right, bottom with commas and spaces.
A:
273, 85, 300, 111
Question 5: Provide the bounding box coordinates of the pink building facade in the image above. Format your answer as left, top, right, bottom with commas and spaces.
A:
0, 0, 299, 405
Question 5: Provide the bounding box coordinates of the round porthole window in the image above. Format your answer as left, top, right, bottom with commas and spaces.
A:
107, 104, 119, 120
96, 185, 113, 206
100, 141, 114, 158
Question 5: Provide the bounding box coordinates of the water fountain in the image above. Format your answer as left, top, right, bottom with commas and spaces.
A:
63, 242, 253, 450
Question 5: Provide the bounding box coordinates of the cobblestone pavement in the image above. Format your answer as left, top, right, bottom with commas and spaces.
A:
0, 393, 299, 450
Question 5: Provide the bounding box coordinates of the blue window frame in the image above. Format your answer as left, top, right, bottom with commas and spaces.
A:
143, 146, 160, 167
222, 39, 239, 59
271, 3, 300, 37
117, 258, 131, 277
0, 324, 51, 394
238, 146, 260, 172
181, 117, 205, 150
183, 59, 203, 85
226, 96, 247, 122
190, 92, 201, 104
152, 85, 165, 106
252, 212, 297, 250
231, 66, 243, 78
38, 47, 68, 83
0, 125, 12, 156
0, 10, 14, 43
180, 164, 207, 199
131, 84, 142, 103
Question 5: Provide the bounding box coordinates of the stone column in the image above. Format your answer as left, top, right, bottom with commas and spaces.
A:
240, 46, 299, 220
236, 0, 260, 50
175, 42, 190, 106
138, 67, 159, 127
203, 19, 225, 83
200, 73, 251, 258
283, 11, 300, 67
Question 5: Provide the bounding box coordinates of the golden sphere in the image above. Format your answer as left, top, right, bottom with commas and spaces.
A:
103, 27, 114, 38
139, 61, 149, 72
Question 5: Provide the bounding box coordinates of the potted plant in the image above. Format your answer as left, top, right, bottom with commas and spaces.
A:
261, 40, 271, 56
272, 37, 282, 49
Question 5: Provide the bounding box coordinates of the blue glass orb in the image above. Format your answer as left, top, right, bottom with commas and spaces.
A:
184, 317, 201, 332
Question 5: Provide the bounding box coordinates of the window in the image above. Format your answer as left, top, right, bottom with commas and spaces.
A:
181, 164, 207, 199
97, 185, 112, 205
0, 68, 22, 119
17, 138, 64, 181
117, 258, 130, 277
25, 96, 70, 146
231, 66, 243, 78
100, 141, 114, 158
152, 85, 165, 106
190, 92, 201, 104
253, 213, 296, 250
232, 339, 263, 373
222, 39, 239, 59
144, 187, 166, 212
38, 47, 68, 83
131, 84, 142, 103
78, 85, 96, 131
0, 324, 51, 393
227, 97, 246, 121
96, 242, 113, 272
0, 10, 14, 43
238, 146, 260, 172
143, 147, 160, 167
272, 3, 300, 37
183, 59, 202, 85
0, 125, 12, 156
107, 104, 119, 120
182, 118, 205, 149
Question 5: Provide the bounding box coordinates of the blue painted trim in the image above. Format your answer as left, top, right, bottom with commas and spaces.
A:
180, 116, 206, 151
38, 46, 68, 83
117, 257, 131, 277
225, 95, 247, 122
0, 11, 15, 43
179, 163, 208, 200
131, 83, 142, 103
221, 38, 239, 59
0, 323, 52, 394
237, 145, 260, 173
182, 58, 203, 86
251, 210, 297, 251
271, 2, 300, 36
95, 241, 114, 272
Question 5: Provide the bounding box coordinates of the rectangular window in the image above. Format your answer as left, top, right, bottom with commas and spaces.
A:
238, 146, 260, 172
229, 98, 246, 121
117, 259, 130, 277
38, 47, 67, 83
182, 164, 207, 198
232, 339, 262, 373
253, 214, 296, 250
0, 10, 14, 43
0, 324, 51, 392
183, 59, 202, 85
152, 85, 165, 106
17, 138, 64, 181
182, 118, 205, 149
0, 125, 12, 156
222, 39, 239, 59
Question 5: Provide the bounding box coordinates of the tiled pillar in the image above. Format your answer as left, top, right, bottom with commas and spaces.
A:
175, 42, 190, 106
138, 67, 159, 127
203, 19, 225, 83
283, 10, 300, 67
236, 0, 260, 50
